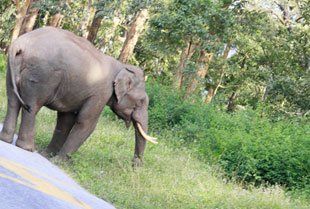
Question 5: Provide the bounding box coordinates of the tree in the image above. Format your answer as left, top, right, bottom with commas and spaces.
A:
11, 0, 31, 42
0, 0, 308, 116
204, 42, 231, 103
185, 50, 213, 97
117, 0, 155, 63
19, 0, 39, 36
80, 0, 95, 37
48, 12, 63, 27
175, 41, 197, 89
86, 0, 122, 45
148, 0, 213, 89
0, 1, 16, 51
119, 8, 149, 63
10, 0, 41, 41
86, 10, 102, 43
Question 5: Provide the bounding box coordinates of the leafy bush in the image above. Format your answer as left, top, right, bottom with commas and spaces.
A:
0, 54, 6, 72
147, 82, 191, 130
202, 112, 310, 190
146, 81, 310, 192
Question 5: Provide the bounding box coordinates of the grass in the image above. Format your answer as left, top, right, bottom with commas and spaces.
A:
0, 56, 309, 208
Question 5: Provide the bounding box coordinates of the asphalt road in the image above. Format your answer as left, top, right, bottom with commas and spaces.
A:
0, 124, 115, 209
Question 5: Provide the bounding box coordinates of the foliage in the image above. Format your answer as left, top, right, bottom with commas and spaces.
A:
0, 54, 6, 72
0, 2, 15, 50
206, 111, 309, 190
138, 0, 310, 116
0, 0, 309, 205
38, 113, 310, 209
147, 81, 310, 193
0, 65, 307, 208
0, 0, 308, 115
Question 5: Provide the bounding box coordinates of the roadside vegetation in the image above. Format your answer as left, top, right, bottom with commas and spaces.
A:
0, 0, 309, 208
0, 55, 309, 208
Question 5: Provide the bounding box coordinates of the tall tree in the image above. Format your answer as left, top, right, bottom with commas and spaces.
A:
19, 0, 39, 35
48, 12, 63, 27
175, 41, 197, 89
204, 42, 231, 103
11, 0, 31, 42
118, 8, 149, 63
86, 0, 123, 45
147, 0, 212, 89
86, 10, 102, 43
80, 0, 95, 37
185, 50, 213, 96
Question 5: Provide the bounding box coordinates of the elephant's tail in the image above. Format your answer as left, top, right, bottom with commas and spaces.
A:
8, 45, 31, 113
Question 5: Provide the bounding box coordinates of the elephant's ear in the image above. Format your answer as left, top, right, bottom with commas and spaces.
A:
114, 68, 135, 103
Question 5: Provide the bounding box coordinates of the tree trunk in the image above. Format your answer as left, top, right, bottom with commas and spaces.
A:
19, 5, 39, 36
204, 74, 224, 104
118, 8, 149, 63
87, 10, 103, 44
175, 41, 197, 89
48, 13, 64, 27
204, 43, 231, 104
11, 0, 31, 42
204, 88, 214, 104
99, 16, 122, 52
227, 92, 237, 112
185, 51, 213, 96
81, 0, 95, 37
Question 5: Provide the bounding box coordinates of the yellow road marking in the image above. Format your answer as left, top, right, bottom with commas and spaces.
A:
0, 157, 92, 209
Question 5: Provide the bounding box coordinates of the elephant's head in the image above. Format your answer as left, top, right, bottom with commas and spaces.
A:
109, 65, 157, 166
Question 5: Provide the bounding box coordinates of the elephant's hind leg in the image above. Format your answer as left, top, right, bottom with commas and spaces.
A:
16, 105, 41, 151
0, 68, 21, 143
0, 95, 21, 143
45, 112, 76, 156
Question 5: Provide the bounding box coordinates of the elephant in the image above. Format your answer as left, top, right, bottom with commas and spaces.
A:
0, 27, 157, 166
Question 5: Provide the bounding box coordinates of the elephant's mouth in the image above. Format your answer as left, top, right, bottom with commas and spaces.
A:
136, 123, 158, 144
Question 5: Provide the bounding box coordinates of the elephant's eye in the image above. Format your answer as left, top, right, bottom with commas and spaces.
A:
128, 80, 132, 90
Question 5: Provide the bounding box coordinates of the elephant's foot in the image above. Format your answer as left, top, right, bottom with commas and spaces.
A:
50, 155, 70, 165
0, 132, 13, 144
45, 145, 60, 156
40, 148, 56, 158
56, 150, 71, 161
132, 157, 143, 168
45, 143, 62, 156
16, 139, 35, 152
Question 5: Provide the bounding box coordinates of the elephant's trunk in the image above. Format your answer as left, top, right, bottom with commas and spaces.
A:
133, 121, 147, 167
132, 108, 157, 167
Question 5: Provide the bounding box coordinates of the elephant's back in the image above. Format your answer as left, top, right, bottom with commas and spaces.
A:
11, 27, 116, 111
14, 27, 103, 66
12, 27, 115, 81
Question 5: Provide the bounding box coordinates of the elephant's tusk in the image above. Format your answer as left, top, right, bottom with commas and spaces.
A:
137, 123, 158, 144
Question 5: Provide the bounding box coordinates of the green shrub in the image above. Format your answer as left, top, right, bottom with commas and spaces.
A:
204, 113, 310, 189
0, 54, 6, 72
146, 80, 310, 193
147, 81, 191, 130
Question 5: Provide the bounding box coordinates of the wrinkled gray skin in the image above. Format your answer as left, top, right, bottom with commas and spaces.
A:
0, 27, 150, 166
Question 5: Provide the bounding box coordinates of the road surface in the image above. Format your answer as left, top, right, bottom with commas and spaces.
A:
0, 124, 115, 209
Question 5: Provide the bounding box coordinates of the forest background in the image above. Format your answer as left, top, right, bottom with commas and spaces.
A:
0, 0, 309, 208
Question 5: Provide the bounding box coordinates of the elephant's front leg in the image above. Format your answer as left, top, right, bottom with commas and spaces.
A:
45, 112, 76, 155
16, 106, 40, 151
58, 97, 104, 157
